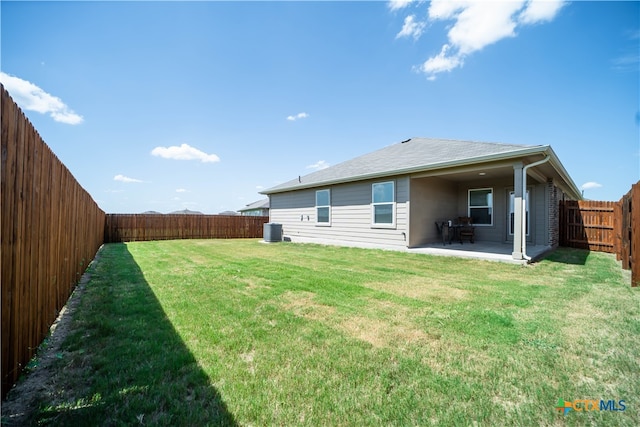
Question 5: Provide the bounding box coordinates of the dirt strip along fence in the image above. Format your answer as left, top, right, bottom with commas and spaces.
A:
560, 181, 639, 287
1, 86, 106, 399
104, 214, 269, 242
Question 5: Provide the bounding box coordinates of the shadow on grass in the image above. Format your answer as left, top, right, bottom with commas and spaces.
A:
32, 243, 237, 426
541, 247, 590, 265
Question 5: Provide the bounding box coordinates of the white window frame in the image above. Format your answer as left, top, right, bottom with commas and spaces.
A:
468, 188, 493, 226
371, 181, 396, 228
315, 189, 331, 226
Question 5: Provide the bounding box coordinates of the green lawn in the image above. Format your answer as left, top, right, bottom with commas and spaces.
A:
19, 240, 640, 425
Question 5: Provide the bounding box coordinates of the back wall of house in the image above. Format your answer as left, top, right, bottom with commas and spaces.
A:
269, 176, 410, 247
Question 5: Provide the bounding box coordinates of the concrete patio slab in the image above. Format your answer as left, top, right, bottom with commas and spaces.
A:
279, 236, 552, 265
407, 241, 552, 264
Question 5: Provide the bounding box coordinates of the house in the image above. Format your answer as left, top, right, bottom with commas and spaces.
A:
260, 137, 582, 262
238, 198, 270, 216
169, 209, 205, 215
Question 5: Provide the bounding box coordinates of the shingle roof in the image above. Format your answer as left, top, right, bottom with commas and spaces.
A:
238, 198, 270, 211
262, 137, 547, 194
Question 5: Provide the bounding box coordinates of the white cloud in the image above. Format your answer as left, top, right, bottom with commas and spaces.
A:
176, 188, 188, 193
388, 0, 415, 11
286, 112, 309, 121
407, 0, 566, 79
612, 29, 640, 72
416, 44, 463, 74
256, 185, 264, 190
581, 182, 603, 190
114, 174, 144, 183
396, 15, 426, 40
518, 0, 566, 25
444, 1, 522, 55
0, 71, 83, 124
612, 53, 640, 72
306, 160, 330, 171
151, 143, 220, 163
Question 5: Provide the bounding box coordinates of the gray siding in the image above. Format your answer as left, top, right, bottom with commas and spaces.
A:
269, 177, 410, 247
270, 170, 558, 250
456, 177, 513, 244
408, 177, 457, 247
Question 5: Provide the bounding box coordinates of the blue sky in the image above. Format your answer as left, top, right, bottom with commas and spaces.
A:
1, 1, 638, 213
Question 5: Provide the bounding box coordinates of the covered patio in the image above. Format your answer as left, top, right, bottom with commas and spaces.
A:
282, 236, 552, 265
406, 146, 581, 263
407, 241, 552, 264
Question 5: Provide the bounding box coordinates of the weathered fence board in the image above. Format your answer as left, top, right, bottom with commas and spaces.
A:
634, 185, 639, 287
104, 214, 269, 243
1, 86, 106, 399
625, 183, 639, 287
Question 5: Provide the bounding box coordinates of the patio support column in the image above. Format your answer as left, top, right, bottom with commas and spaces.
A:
512, 162, 524, 260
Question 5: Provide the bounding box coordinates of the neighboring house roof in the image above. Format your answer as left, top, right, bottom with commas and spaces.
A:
238, 198, 270, 212
169, 209, 204, 215
261, 137, 581, 199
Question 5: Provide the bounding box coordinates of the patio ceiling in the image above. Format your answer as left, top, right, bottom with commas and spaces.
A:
410, 152, 567, 188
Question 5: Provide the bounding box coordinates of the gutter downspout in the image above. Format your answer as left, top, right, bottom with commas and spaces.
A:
521, 155, 550, 260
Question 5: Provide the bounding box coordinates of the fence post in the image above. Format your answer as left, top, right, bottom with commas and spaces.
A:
614, 198, 622, 261
632, 183, 639, 287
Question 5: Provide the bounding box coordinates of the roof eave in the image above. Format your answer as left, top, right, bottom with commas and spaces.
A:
261, 146, 552, 195
544, 146, 583, 200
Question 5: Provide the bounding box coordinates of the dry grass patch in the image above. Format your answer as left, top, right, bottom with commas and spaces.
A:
280, 292, 433, 348
491, 385, 531, 413
418, 338, 495, 378
361, 275, 469, 302
560, 290, 625, 352
338, 315, 431, 348
237, 277, 272, 296
280, 291, 337, 321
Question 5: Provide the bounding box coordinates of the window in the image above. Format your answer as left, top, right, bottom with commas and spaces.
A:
468, 188, 493, 225
316, 189, 330, 225
372, 181, 395, 226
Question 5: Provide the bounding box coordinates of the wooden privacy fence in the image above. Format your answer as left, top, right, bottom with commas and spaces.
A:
616, 183, 639, 287
1, 86, 106, 399
560, 181, 639, 287
1, 84, 271, 398
104, 214, 269, 242
560, 200, 616, 253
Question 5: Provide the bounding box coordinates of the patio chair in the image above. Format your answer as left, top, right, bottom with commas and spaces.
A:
457, 216, 475, 244
435, 221, 451, 245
